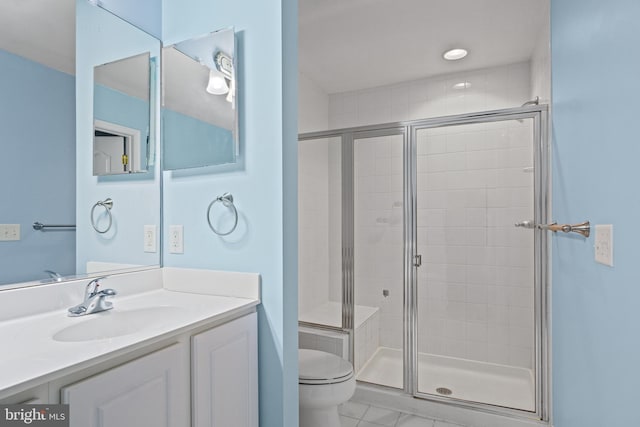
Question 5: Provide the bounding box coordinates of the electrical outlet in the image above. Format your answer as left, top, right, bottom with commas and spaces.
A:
144, 225, 157, 253
594, 224, 613, 266
0, 224, 20, 241
169, 225, 184, 254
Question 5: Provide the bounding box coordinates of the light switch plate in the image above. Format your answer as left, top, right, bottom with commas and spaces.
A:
0, 224, 20, 241
169, 225, 184, 254
594, 224, 613, 266
144, 225, 157, 253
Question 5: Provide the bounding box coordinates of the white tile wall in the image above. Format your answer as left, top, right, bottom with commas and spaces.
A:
299, 314, 380, 375
355, 310, 380, 373
299, 326, 349, 358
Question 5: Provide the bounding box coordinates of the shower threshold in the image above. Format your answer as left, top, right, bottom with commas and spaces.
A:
357, 347, 535, 412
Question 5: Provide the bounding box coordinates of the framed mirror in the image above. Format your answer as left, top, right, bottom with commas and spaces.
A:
162, 28, 238, 170
93, 52, 153, 176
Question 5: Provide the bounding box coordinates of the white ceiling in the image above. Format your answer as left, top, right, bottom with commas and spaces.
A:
94, 52, 150, 100
0, 0, 549, 97
0, 0, 75, 75
299, 0, 549, 94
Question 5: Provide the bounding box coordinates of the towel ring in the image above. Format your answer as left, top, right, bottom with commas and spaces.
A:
91, 198, 114, 234
207, 193, 238, 236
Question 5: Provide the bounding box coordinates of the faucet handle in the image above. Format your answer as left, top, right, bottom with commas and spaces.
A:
85, 277, 107, 299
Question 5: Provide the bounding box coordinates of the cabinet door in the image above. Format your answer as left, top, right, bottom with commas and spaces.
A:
192, 312, 258, 427
61, 343, 189, 427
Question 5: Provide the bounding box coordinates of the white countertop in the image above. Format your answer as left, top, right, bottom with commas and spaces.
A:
0, 267, 260, 397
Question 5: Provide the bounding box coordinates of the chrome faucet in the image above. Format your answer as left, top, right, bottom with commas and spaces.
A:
44, 270, 63, 282
68, 277, 117, 317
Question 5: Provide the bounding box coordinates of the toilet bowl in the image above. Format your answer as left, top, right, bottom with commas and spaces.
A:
299, 349, 356, 427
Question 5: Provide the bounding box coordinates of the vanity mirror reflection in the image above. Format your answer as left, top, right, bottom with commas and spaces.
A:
93, 52, 153, 176
0, 0, 161, 288
162, 28, 239, 170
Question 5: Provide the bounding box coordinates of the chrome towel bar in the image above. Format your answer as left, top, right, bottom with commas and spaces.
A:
515, 220, 590, 238
33, 222, 76, 231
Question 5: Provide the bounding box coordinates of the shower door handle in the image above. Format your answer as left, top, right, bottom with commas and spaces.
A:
413, 254, 422, 267
515, 220, 536, 229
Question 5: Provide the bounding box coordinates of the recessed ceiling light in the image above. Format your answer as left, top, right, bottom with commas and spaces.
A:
443, 48, 468, 61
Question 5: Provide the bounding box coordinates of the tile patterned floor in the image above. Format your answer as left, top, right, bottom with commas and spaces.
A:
339, 400, 467, 427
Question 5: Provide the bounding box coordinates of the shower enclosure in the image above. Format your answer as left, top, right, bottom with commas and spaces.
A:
298, 105, 549, 421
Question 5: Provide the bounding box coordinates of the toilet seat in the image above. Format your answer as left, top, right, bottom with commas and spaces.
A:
299, 349, 354, 385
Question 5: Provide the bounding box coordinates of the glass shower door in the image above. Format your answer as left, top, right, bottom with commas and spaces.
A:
298, 136, 343, 329
351, 130, 405, 390
413, 115, 543, 412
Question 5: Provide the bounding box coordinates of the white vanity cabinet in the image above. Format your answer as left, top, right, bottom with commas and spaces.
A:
57, 312, 258, 427
0, 269, 261, 426
0, 311, 258, 427
61, 343, 190, 427
0, 384, 49, 404
192, 312, 258, 427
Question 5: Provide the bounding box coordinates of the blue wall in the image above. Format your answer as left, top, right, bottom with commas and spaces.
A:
162, 108, 234, 170
76, 0, 161, 273
94, 85, 149, 135
0, 49, 75, 284
551, 0, 640, 425
79, 1, 298, 425
161, 0, 298, 425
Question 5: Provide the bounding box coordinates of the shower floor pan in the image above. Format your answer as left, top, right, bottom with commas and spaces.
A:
357, 347, 535, 412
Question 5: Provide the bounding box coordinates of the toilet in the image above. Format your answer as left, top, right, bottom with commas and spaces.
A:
298, 349, 356, 427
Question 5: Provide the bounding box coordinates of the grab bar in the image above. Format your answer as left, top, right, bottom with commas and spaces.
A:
33, 222, 76, 231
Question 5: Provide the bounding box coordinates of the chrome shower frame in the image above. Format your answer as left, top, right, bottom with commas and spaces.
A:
298, 104, 550, 424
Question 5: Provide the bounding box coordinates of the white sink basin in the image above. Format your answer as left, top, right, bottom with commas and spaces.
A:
53, 306, 188, 342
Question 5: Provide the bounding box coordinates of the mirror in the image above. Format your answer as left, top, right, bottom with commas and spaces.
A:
93, 52, 153, 176
162, 28, 238, 170
0, 0, 76, 286
0, 0, 161, 288
75, 0, 161, 277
